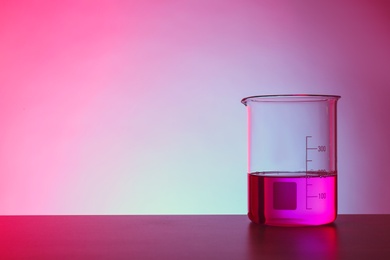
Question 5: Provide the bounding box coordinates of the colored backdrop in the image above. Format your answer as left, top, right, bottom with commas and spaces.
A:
1, 0, 389, 214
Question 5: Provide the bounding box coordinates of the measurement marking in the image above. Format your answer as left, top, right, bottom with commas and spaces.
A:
305, 136, 312, 210
307, 148, 317, 150
307, 196, 317, 198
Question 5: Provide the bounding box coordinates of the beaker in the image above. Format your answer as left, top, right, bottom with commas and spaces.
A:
241, 94, 340, 226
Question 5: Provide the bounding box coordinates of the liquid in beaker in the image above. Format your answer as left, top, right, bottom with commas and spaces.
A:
248, 171, 337, 226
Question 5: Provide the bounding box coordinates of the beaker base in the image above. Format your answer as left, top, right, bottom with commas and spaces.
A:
248, 214, 337, 226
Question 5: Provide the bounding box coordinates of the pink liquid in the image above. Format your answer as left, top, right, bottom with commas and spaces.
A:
248, 172, 337, 226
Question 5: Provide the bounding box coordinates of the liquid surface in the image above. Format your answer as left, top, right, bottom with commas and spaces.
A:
248, 171, 337, 226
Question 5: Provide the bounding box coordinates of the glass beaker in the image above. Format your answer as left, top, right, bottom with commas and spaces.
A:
241, 94, 340, 226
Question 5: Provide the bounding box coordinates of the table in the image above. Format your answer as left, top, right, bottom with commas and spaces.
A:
0, 215, 389, 259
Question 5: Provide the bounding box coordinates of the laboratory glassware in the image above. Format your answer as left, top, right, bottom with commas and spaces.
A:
241, 94, 340, 226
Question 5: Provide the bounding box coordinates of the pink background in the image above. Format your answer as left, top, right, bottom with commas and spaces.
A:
0, 0, 389, 214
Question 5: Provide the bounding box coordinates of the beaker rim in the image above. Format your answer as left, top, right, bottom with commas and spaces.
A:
241, 94, 341, 105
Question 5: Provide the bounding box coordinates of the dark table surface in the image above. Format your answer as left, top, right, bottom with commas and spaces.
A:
0, 215, 389, 259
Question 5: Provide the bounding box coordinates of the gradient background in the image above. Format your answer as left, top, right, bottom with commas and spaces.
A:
0, 0, 389, 215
